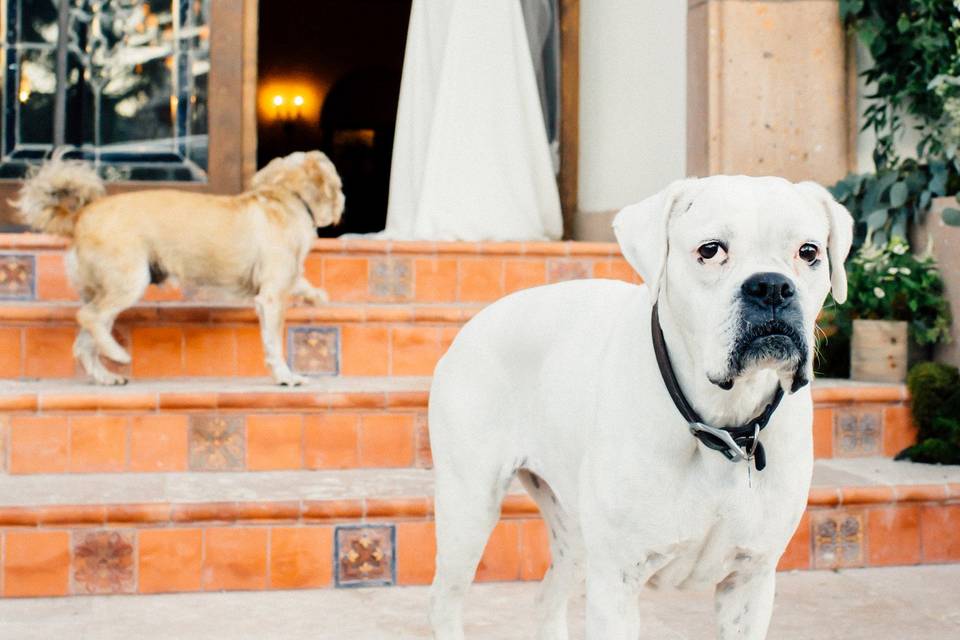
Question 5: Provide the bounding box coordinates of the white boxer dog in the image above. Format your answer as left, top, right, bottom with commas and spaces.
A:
427, 175, 853, 639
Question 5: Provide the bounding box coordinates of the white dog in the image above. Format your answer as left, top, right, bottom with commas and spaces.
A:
428, 176, 853, 639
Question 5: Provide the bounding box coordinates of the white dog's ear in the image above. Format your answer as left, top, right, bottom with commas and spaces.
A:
796, 181, 855, 304
612, 179, 694, 301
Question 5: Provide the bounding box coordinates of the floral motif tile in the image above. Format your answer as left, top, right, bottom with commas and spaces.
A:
369, 257, 413, 300
547, 259, 591, 283
188, 415, 245, 471
335, 525, 395, 587
72, 530, 135, 594
812, 511, 864, 569
0, 254, 35, 300
288, 326, 339, 375
833, 408, 882, 457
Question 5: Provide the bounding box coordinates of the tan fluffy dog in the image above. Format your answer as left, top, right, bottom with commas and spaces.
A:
14, 150, 345, 386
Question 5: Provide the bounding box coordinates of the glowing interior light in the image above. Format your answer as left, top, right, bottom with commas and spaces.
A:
272, 95, 284, 106
293, 95, 304, 107
18, 90, 29, 103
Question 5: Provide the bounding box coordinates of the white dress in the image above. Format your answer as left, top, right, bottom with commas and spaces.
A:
381, 0, 562, 241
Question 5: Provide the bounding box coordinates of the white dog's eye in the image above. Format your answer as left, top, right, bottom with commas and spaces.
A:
798, 243, 820, 264
696, 242, 727, 263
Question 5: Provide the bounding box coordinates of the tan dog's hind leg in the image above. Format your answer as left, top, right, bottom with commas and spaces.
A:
74, 329, 126, 385
77, 304, 132, 364
254, 288, 307, 386
74, 258, 149, 371
291, 276, 328, 306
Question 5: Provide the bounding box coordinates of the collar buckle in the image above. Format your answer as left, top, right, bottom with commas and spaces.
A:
688, 421, 750, 462
746, 423, 761, 459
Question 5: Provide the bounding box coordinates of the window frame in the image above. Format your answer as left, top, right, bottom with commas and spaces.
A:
0, 0, 257, 225
558, 0, 579, 239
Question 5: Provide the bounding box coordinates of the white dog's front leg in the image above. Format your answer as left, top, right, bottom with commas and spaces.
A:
714, 568, 776, 640
585, 562, 640, 640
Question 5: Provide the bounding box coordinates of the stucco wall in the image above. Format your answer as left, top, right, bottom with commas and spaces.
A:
575, 0, 687, 240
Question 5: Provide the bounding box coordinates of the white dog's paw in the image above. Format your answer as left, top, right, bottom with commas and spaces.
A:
93, 370, 128, 386
275, 371, 309, 387
302, 288, 329, 306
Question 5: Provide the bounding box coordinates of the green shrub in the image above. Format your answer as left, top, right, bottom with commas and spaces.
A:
898, 418, 960, 464
898, 361, 960, 464
906, 362, 959, 429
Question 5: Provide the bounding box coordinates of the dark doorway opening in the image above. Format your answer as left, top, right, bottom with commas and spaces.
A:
257, 0, 412, 235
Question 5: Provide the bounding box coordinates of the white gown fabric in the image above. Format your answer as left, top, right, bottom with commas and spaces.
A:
381, 0, 563, 241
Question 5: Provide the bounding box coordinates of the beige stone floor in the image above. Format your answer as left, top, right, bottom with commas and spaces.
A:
1, 565, 957, 639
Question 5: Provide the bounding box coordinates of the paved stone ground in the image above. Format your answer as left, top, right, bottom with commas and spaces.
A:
1, 565, 958, 639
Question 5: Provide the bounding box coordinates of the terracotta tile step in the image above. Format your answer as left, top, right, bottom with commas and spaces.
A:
0, 377, 433, 474
0, 234, 637, 306
0, 305, 472, 379
0, 303, 485, 323
0, 234, 625, 256
0, 379, 915, 474
0, 460, 958, 597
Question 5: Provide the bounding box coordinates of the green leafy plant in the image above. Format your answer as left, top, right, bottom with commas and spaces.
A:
840, 0, 960, 164
898, 362, 960, 464
830, 159, 960, 249
840, 237, 951, 346
833, 1, 960, 242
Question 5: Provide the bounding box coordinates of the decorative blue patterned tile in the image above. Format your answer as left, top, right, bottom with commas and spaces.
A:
0, 253, 35, 300
188, 414, 245, 471
287, 326, 340, 376
369, 257, 413, 300
812, 511, 864, 569
334, 524, 396, 587
833, 408, 882, 457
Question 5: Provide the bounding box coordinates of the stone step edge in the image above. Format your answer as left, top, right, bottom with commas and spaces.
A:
0, 389, 430, 412
1, 482, 955, 528
0, 383, 906, 413
0, 233, 621, 258
0, 304, 482, 324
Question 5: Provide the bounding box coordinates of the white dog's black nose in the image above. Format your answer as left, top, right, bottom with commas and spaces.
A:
741, 272, 795, 309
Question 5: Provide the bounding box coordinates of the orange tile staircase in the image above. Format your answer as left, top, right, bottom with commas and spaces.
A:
0, 234, 957, 599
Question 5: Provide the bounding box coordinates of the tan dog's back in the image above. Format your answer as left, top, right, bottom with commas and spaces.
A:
74, 189, 305, 294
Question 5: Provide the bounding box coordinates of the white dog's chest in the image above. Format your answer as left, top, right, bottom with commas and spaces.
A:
582, 445, 809, 590
628, 513, 772, 591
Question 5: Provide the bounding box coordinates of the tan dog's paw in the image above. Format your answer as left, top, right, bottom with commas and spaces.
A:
275, 371, 309, 387
300, 287, 329, 306
93, 370, 128, 386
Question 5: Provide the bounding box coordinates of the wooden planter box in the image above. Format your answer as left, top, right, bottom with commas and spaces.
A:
911, 196, 960, 369
851, 319, 908, 383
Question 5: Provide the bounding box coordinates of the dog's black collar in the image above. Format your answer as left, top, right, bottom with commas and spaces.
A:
651, 302, 784, 471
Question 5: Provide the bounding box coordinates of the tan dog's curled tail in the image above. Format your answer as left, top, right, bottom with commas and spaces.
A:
12, 151, 105, 237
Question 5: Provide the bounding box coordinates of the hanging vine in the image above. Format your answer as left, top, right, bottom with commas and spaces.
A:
830, 0, 960, 249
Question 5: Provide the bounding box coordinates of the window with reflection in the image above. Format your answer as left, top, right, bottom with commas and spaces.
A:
1, 0, 209, 181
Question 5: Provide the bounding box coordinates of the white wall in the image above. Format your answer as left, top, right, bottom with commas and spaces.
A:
578, 0, 687, 217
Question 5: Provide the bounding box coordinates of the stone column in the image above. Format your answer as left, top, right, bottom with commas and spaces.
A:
687, 0, 853, 184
